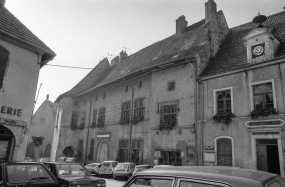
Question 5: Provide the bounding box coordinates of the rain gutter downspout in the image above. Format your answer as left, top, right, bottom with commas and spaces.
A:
84, 99, 92, 165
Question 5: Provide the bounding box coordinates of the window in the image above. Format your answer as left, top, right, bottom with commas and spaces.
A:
134, 98, 145, 119
216, 138, 232, 166
253, 83, 273, 109
0, 46, 9, 89
81, 112, 86, 124
168, 81, 175, 91
138, 80, 142, 88
92, 109, 97, 124
129, 178, 173, 187
98, 107, 106, 127
103, 93, 106, 99
125, 85, 128, 92
89, 139, 95, 158
71, 112, 78, 126
160, 105, 177, 125
95, 95, 98, 101
118, 139, 129, 162
74, 100, 78, 106
186, 147, 195, 162
44, 144, 51, 157
158, 150, 181, 166
216, 90, 231, 113
179, 180, 225, 187
118, 139, 144, 164
121, 101, 131, 123
77, 139, 84, 159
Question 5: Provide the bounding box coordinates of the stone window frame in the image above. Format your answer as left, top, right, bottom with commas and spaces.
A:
213, 87, 233, 115
249, 79, 276, 111
214, 136, 235, 167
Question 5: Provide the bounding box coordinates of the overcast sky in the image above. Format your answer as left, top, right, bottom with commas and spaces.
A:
5, 0, 284, 112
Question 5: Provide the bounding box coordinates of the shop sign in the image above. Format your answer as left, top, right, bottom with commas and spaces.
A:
0, 106, 22, 116
0, 117, 27, 127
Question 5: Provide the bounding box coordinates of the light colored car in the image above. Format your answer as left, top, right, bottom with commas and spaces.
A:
99, 160, 119, 177
123, 166, 285, 187
85, 163, 101, 175
113, 162, 135, 180
132, 164, 152, 176
37, 157, 51, 162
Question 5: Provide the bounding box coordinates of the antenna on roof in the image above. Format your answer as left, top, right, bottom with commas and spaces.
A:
123, 46, 131, 54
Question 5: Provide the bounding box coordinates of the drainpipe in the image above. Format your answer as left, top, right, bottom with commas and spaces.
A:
128, 85, 135, 162
84, 99, 92, 165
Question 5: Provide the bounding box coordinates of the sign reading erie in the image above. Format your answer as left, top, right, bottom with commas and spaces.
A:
0, 106, 22, 116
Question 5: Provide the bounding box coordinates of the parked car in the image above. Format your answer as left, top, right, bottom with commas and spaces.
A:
23, 157, 33, 162
132, 164, 152, 176
0, 161, 58, 186
99, 160, 119, 177
85, 163, 101, 175
153, 164, 174, 168
37, 157, 51, 162
57, 157, 67, 162
123, 166, 285, 187
42, 161, 106, 187
113, 162, 136, 180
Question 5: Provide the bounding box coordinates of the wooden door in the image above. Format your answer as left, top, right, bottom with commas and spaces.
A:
98, 142, 108, 162
256, 144, 268, 172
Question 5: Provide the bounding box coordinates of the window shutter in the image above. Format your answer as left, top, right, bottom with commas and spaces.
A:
0, 47, 9, 89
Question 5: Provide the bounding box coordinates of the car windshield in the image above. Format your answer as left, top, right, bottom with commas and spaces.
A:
56, 164, 90, 177
6, 164, 54, 184
117, 164, 128, 169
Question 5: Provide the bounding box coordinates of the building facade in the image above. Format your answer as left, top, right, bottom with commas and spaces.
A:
0, 2, 55, 161
199, 11, 285, 176
26, 95, 57, 160
52, 0, 228, 166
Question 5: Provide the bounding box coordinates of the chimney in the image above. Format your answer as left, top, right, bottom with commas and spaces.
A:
119, 50, 128, 61
111, 56, 119, 66
176, 15, 188, 36
0, 0, 5, 6
205, 0, 217, 24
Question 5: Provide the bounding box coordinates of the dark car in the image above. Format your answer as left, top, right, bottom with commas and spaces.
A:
123, 166, 285, 187
43, 162, 106, 187
0, 161, 58, 187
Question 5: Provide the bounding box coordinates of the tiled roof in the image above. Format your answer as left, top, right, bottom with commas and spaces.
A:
0, 5, 55, 62
58, 19, 206, 99
200, 11, 285, 77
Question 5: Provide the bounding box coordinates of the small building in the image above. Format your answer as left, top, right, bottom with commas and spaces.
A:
26, 95, 57, 160
199, 11, 285, 176
0, 1, 55, 161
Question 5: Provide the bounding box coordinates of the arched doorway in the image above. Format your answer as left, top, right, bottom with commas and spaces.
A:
0, 125, 15, 161
44, 144, 51, 157
98, 142, 108, 163
26, 142, 35, 159
63, 146, 74, 157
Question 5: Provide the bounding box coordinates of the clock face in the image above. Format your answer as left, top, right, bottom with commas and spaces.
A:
251, 43, 265, 58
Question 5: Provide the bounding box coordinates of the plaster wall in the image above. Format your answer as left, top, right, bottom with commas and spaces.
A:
0, 39, 40, 161
201, 62, 285, 173
150, 63, 196, 165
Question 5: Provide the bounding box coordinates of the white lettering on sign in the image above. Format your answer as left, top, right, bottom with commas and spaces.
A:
0, 106, 22, 116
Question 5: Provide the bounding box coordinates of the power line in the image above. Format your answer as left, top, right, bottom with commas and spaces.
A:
46, 64, 93, 69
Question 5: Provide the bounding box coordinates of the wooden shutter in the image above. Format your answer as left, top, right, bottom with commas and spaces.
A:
217, 138, 232, 166
0, 46, 9, 89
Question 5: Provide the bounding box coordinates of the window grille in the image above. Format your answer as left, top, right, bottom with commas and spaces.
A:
158, 150, 181, 166
160, 105, 177, 124
217, 138, 232, 166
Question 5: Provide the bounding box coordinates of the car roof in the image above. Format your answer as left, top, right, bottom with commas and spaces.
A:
135, 165, 151, 167
137, 166, 277, 186
102, 160, 118, 163
42, 161, 82, 165
117, 162, 135, 164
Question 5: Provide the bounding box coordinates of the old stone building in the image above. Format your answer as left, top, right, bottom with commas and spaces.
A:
52, 0, 228, 166
199, 11, 285, 176
26, 95, 57, 160
0, 1, 55, 161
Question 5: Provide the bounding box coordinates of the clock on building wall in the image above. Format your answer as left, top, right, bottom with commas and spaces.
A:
251, 43, 265, 58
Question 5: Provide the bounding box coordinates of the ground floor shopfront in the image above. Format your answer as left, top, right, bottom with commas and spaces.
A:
0, 118, 28, 161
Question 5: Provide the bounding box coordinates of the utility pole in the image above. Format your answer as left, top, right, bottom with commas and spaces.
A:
128, 85, 134, 162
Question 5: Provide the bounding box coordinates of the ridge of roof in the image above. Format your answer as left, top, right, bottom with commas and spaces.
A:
0, 5, 56, 62
200, 11, 285, 78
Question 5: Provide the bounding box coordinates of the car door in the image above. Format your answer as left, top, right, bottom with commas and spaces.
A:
176, 178, 231, 187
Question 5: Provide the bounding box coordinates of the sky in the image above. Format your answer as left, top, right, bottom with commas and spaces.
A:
5, 0, 285, 112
